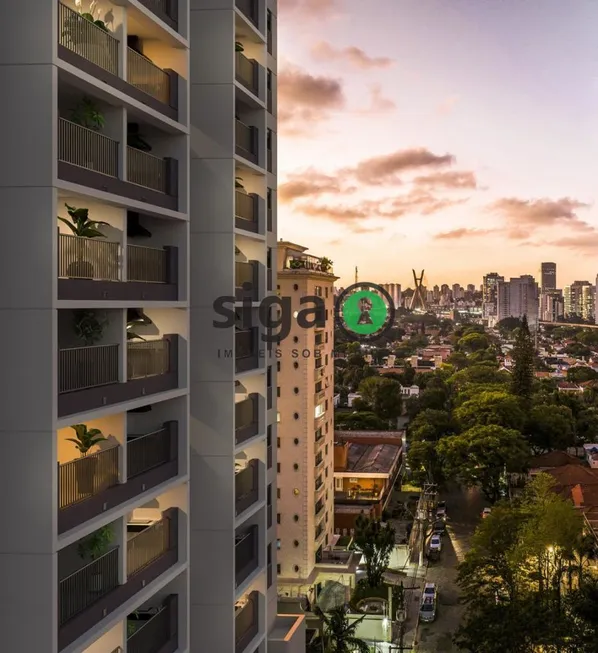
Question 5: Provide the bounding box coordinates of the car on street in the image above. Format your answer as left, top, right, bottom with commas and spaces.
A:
429, 534, 442, 553
423, 582, 437, 599
482, 507, 492, 519
436, 502, 447, 520
432, 520, 446, 536
420, 585, 437, 622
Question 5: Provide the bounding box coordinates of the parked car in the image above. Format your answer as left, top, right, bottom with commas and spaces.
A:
423, 582, 437, 600
433, 520, 446, 536
420, 585, 437, 622
429, 534, 442, 553
482, 507, 492, 519
436, 502, 447, 520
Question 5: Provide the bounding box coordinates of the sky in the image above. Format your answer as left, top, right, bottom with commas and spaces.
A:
276, 0, 598, 289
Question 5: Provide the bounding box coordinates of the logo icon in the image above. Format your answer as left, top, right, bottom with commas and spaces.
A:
335, 282, 395, 341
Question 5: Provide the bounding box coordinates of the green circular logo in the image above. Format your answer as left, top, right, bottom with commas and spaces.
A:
336, 283, 395, 341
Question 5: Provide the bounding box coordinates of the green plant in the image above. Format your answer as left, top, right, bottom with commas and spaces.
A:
320, 257, 333, 272
71, 97, 105, 131
235, 41, 245, 52
235, 177, 245, 190
74, 309, 107, 345
66, 423, 107, 456
77, 525, 113, 561
289, 259, 303, 269
80, 12, 108, 31
62, 9, 109, 48
58, 204, 109, 238
126, 309, 151, 341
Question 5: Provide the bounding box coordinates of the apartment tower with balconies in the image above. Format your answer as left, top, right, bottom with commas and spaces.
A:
275, 242, 337, 599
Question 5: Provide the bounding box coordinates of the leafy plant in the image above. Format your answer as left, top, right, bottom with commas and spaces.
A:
71, 97, 105, 131
73, 309, 107, 345
235, 177, 246, 190
77, 526, 113, 561
289, 259, 303, 269
235, 41, 245, 52
308, 606, 369, 653
320, 257, 333, 272
58, 204, 109, 238
80, 12, 108, 31
66, 423, 107, 456
127, 308, 151, 341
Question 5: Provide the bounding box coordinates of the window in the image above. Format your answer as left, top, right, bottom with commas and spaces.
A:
277, 361, 281, 372
314, 285, 322, 297
277, 412, 281, 422
277, 436, 281, 448
293, 463, 299, 471
276, 539, 281, 549
267, 69, 272, 91
325, 287, 329, 298
277, 488, 281, 499
277, 513, 281, 524
267, 425, 272, 445
315, 404, 324, 419
277, 387, 281, 397
277, 463, 281, 473
267, 365, 272, 387
267, 8, 272, 30
267, 129, 272, 150
277, 563, 281, 574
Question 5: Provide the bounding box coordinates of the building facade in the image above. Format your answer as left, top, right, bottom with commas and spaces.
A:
563, 281, 594, 320
541, 262, 557, 290
275, 242, 337, 598
482, 273, 504, 323
0, 1, 304, 652
540, 290, 564, 323
380, 283, 402, 309
497, 275, 539, 328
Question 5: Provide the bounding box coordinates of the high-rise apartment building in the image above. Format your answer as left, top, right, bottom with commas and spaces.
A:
0, 1, 304, 652
380, 283, 402, 308
564, 281, 594, 320
497, 275, 539, 328
482, 273, 504, 322
541, 262, 557, 290
540, 290, 564, 323
275, 242, 337, 600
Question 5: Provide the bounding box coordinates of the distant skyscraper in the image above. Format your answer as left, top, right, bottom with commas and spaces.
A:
564, 281, 593, 320
497, 275, 539, 329
482, 273, 504, 322
541, 262, 557, 290
380, 283, 402, 308
540, 290, 564, 322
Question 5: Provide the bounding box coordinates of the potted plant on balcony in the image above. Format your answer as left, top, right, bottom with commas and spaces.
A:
73, 309, 107, 345
235, 177, 247, 192
58, 203, 110, 278
289, 259, 303, 270
62, 6, 111, 61
235, 41, 245, 52
66, 423, 108, 496
70, 97, 105, 132
320, 257, 333, 273
77, 525, 113, 593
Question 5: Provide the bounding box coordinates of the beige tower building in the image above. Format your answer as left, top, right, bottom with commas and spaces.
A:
276, 242, 337, 598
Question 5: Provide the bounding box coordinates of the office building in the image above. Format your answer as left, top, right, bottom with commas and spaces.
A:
497, 275, 539, 328
541, 262, 557, 290
540, 290, 564, 323
0, 1, 304, 652
482, 273, 504, 322
275, 242, 337, 601
380, 283, 402, 309
564, 281, 594, 320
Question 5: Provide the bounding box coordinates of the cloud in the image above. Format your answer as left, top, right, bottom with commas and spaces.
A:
359, 84, 396, 114
278, 0, 337, 15
348, 148, 455, 185
279, 170, 355, 202
414, 171, 477, 190
434, 228, 498, 240
278, 66, 345, 135
311, 41, 394, 69
437, 95, 460, 115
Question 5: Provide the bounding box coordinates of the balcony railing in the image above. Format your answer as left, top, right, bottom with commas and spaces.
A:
236, 592, 259, 653
59, 344, 120, 394
315, 500, 324, 517
127, 339, 170, 380
236, 261, 259, 301
267, 147, 272, 173
315, 523, 324, 540
58, 3, 119, 75
127, 426, 172, 479
236, 459, 259, 516
58, 233, 120, 281
315, 454, 324, 468
315, 477, 323, 492
58, 118, 119, 178
127, 48, 171, 106
127, 595, 178, 653
267, 385, 273, 410
127, 147, 168, 194
236, 120, 258, 164
127, 516, 170, 577
235, 393, 259, 445
235, 191, 259, 233
59, 547, 120, 625
236, 52, 259, 96
236, 329, 259, 374
58, 447, 119, 510
127, 244, 169, 283
236, 0, 259, 27
236, 526, 259, 587
267, 445, 272, 469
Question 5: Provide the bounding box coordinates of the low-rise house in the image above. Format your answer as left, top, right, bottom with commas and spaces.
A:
583, 444, 598, 469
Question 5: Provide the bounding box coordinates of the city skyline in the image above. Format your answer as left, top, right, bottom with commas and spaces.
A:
277, 0, 598, 287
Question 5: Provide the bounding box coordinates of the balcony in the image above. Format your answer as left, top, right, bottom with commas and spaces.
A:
236, 261, 259, 301
137, 0, 179, 31
236, 0, 259, 28
236, 52, 259, 97
58, 335, 179, 418
315, 523, 324, 540
315, 500, 324, 517
58, 509, 178, 650
267, 268, 272, 291
127, 594, 178, 653
315, 453, 324, 469
236, 328, 260, 374
267, 84, 273, 115
236, 120, 259, 165
267, 385, 272, 410
267, 147, 273, 173
57, 119, 179, 210
267, 445, 272, 469
236, 459, 259, 516
235, 394, 259, 445
335, 488, 383, 504
315, 476, 323, 493
267, 14, 273, 55
236, 526, 259, 587
236, 592, 259, 653
58, 422, 178, 533
235, 191, 259, 233
57, 234, 178, 301
57, 3, 179, 120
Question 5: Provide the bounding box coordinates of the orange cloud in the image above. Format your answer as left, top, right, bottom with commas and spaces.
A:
435, 228, 498, 240
358, 84, 396, 114
414, 171, 477, 190
311, 41, 394, 69
349, 148, 455, 185
279, 170, 354, 202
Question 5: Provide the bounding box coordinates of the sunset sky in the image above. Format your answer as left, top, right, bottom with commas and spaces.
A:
277, 0, 598, 289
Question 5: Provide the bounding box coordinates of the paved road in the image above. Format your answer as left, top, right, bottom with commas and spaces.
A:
415, 486, 486, 653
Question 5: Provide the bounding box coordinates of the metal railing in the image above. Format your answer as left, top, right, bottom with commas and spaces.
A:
235, 527, 258, 585
236, 261, 256, 294
235, 191, 256, 222
127, 517, 170, 576
58, 2, 119, 75
59, 547, 120, 625
235, 593, 259, 653
58, 118, 119, 178
58, 446, 120, 509
127, 47, 171, 105
58, 233, 121, 281
127, 427, 171, 479
127, 147, 167, 193
59, 344, 120, 394
267, 445, 272, 469
236, 460, 259, 515
236, 52, 258, 93
127, 601, 173, 653
127, 339, 170, 380
315, 477, 323, 492
236, 120, 255, 156
127, 244, 168, 283
315, 500, 324, 517
235, 395, 258, 445
235, 329, 255, 359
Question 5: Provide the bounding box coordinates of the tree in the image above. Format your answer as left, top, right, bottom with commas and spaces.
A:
353, 515, 395, 587
309, 606, 370, 653
357, 377, 403, 423
458, 332, 490, 352
450, 363, 509, 391
335, 411, 389, 431
438, 425, 530, 502
407, 440, 443, 485
525, 404, 575, 452
454, 391, 526, 432
510, 315, 535, 404
408, 408, 454, 442
567, 366, 598, 383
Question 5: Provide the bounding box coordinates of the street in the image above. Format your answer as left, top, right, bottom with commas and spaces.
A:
415, 485, 485, 652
